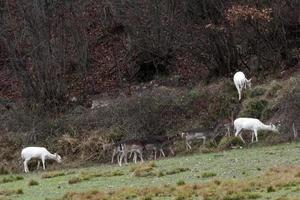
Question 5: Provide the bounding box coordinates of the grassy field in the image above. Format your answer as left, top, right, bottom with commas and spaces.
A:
1, 143, 300, 200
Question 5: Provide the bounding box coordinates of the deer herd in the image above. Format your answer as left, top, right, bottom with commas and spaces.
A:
21, 71, 280, 172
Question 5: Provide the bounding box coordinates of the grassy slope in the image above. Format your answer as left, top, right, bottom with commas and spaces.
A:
1, 143, 300, 200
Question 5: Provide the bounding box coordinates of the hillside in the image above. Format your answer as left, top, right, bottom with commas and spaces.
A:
1, 143, 300, 200
0, 0, 299, 184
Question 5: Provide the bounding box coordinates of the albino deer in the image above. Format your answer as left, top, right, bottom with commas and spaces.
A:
21, 147, 62, 173
233, 71, 252, 101
234, 118, 279, 143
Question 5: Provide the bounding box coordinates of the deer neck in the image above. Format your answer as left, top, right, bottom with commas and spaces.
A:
46, 153, 56, 160
260, 124, 273, 131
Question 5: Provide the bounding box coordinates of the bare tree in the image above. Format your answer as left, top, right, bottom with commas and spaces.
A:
0, 0, 88, 112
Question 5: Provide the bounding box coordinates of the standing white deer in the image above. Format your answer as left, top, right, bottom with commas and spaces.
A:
234, 118, 279, 143
233, 71, 252, 101
21, 147, 62, 173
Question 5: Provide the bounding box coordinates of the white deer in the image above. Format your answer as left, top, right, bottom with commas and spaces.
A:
21, 147, 62, 173
234, 118, 279, 143
233, 71, 252, 101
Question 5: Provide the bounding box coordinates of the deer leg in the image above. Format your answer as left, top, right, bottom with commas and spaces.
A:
133, 152, 137, 163
119, 151, 126, 166
235, 128, 242, 137
160, 149, 166, 157
117, 151, 122, 165
238, 87, 242, 101
118, 153, 123, 166
24, 159, 30, 173
125, 151, 128, 165
186, 141, 192, 150
138, 150, 144, 163
111, 149, 116, 164
254, 130, 258, 142
239, 133, 246, 144
251, 131, 254, 143
169, 146, 175, 155
37, 160, 40, 170
42, 157, 46, 170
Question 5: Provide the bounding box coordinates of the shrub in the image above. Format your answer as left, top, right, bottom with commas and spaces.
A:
267, 186, 276, 192
68, 177, 82, 184
239, 99, 268, 119
16, 189, 23, 194
28, 179, 39, 186
0, 166, 9, 175
0, 175, 24, 184
249, 87, 266, 98
266, 83, 282, 97
202, 172, 217, 178
261, 106, 277, 121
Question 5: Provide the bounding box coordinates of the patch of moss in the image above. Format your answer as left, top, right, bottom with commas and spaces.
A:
176, 180, 185, 186
28, 179, 39, 186
165, 168, 190, 176
41, 172, 66, 179
0, 189, 23, 196
68, 177, 82, 184
202, 172, 217, 178
267, 186, 276, 192
0, 175, 24, 184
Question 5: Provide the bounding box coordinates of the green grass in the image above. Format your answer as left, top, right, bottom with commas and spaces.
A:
1, 143, 300, 200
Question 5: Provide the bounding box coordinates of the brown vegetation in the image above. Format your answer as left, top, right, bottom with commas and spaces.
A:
59, 165, 300, 200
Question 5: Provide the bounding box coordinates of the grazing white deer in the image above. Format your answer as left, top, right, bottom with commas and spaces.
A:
181, 128, 215, 150
233, 71, 252, 100
21, 147, 62, 173
234, 118, 279, 143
